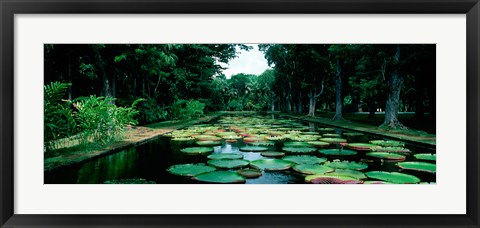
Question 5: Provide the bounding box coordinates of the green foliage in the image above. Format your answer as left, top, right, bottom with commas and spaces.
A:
171, 99, 205, 120
73, 96, 144, 145
137, 97, 169, 124
44, 82, 75, 152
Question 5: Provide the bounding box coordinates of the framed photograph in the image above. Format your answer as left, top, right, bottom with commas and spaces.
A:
1, 0, 479, 227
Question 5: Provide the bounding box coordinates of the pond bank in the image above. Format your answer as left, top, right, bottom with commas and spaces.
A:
276, 113, 436, 148
44, 114, 221, 172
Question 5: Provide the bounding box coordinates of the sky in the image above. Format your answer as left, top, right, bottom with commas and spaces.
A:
220, 44, 271, 79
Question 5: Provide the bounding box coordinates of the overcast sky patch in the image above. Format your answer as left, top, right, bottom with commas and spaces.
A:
220, 44, 270, 79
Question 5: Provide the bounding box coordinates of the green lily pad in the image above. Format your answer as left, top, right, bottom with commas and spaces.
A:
207, 153, 243, 160
366, 152, 406, 161
293, 164, 334, 174
193, 171, 246, 183
330, 169, 367, 180
282, 155, 327, 164
371, 146, 411, 153
250, 159, 294, 171
305, 174, 362, 184
343, 132, 364, 137
248, 141, 275, 146
196, 136, 222, 141
207, 159, 250, 169
319, 149, 357, 156
167, 163, 216, 177
306, 141, 330, 148
346, 143, 377, 151
171, 137, 195, 142
365, 171, 421, 184
363, 181, 395, 184
414, 153, 436, 161
236, 168, 262, 178
267, 136, 285, 141
284, 142, 312, 147
397, 161, 436, 173
320, 138, 347, 144
325, 161, 368, 170
196, 141, 222, 146
282, 147, 317, 154
239, 146, 269, 152
261, 151, 285, 158
180, 147, 214, 155
317, 128, 335, 133
369, 140, 405, 147
103, 178, 156, 184
322, 133, 341, 138
300, 132, 320, 135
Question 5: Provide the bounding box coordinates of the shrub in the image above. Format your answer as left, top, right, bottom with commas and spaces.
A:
171, 99, 205, 120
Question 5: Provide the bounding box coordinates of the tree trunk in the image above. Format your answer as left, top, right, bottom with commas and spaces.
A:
332, 59, 345, 121
308, 89, 316, 116
287, 82, 292, 113
381, 46, 407, 129
298, 91, 303, 113
270, 92, 275, 112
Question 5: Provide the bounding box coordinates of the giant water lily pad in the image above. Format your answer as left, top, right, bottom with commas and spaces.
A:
320, 138, 347, 144
171, 137, 195, 142
249, 141, 275, 146
207, 153, 243, 160
193, 171, 246, 183
236, 168, 262, 178
322, 133, 341, 138
196, 136, 222, 141
317, 128, 335, 133
207, 159, 249, 169
397, 161, 436, 173
196, 141, 222, 146
330, 169, 367, 180
305, 174, 362, 184
239, 146, 269, 152
282, 155, 327, 164
371, 146, 411, 153
167, 163, 216, 177
319, 149, 357, 156
325, 161, 368, 170
282, 147, 317, 154
284, 142, 312, 147
346, 143, 377, 151
261, 151, 285, 158
365, 171, 420, 184
293, 164, 334, 174
366, 152, 406, 161
306, 141, 330, 148
104, 178, 156, 184
267, 136, 285, 141
180, 147, 214, 155
370, 140, 405, 147
414, 153, 436, 161
250, 159, 294, 171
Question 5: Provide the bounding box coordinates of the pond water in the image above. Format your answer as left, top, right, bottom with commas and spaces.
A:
45, 114, 436, 184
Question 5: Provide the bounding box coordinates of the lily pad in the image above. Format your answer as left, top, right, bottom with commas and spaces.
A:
267, 136, 285, 141
322, 133, 341, 138
370, 140, 405, 147
371, 146, 411, 153
236, 168, 262, 178
319, 149, 357, 156
248, 141, 275, 146
196, 136, 222, 141
365, 171, 421, 184
320, 138, 347, 144
305, 174, 362, 184
196, 141, 222, 146
103, 178, 156, 184
193, 171, 246, 183
293, 164, 334, 174
306, 141, 330, 148
346, 143, 377, 151
180, 147, 214, 155
239, 146, 269, 152
325, 161, 368, 170
283, 155, 327, 164
366, 152, 406, 161
414, 153, 436, 161
317, 128, 335, 133
261, 151, 286, 158
167, 163, 216, 177
250, 159, 294, 171
282, 147, 317, 154
171, 137, 195, 142
397, 161, 436, 173
330, 169, 367, 180
284, 142, 312, 147
207, 153, 243, 160
207, 159, 250, 169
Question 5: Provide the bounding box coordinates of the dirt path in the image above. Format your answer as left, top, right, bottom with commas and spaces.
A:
277, 113, 436, 148
44, 114, 221, 172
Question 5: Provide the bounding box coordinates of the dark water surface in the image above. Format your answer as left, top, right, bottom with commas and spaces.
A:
45, 114, 436, 184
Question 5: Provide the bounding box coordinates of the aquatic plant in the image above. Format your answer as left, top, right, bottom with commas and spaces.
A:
250, 159, 294, 171
292, 164, 334, 175
239, 146, 269, 152
414, 153, 436, 161
207, 159, 250, 169
325, 160, 368, 170
180, 147, 214, 155
366, 152, 406, 161
167, 163, 216, 176
207, 153, 244, 160
318, 148, 357, 156
282, 155, 327, 164
365, 171, 421, 184
396, 161, 436, 173
193, 171, 246, 183
261, 151, 286, 158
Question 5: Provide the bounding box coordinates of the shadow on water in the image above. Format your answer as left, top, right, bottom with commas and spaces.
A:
45, 114, 436, 184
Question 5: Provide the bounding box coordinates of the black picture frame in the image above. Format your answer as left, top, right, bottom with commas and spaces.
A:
1, 0, 479, 227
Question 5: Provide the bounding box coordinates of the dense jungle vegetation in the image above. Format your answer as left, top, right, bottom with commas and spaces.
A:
44, 44, 435, 152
